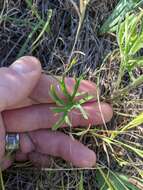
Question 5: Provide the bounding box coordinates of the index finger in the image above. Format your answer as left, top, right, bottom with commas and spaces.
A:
31, 75, 98, 103
8, 75, 98, 109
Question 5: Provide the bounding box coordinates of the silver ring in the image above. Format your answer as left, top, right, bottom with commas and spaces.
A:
5, 134, 20, 151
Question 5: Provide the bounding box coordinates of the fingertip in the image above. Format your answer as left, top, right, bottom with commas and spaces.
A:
0, 56, 42, 110
99, 103, 113, 123
75, 148, 96, 168
10, 56, 41, 74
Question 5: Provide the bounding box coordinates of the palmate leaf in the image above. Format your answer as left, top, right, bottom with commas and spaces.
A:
50, 75, 93, 130
49, 85, 65, 106
100, 0, 143, 34
71, 76, 83, 99
60, 77, 72, 101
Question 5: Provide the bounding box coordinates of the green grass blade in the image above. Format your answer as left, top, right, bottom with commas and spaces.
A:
32, 9, 52, 49
96, 168, 143, 190
129, 34, 143, 54
120, 112, 143, 131
118, 174, 143, 190
98, 168, 116, 190
128, 56, 143, 68
0, 170, 5, 190
104, 138, 143, 158
17, 21, 42, 58
26, 0, 43, 22
78, 172, 84, 190
100, 0, 143, 34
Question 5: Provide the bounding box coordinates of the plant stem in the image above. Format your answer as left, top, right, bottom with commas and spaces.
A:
66, 1, 88, 68
115, 63, 125, 91
112, 75, 143, 100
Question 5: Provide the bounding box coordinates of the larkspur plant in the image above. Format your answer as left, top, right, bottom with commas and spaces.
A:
49, 0, 92, 131
50, 76, 94, 130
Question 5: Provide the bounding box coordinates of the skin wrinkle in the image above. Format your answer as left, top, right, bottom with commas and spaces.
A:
58, 136, 74, 164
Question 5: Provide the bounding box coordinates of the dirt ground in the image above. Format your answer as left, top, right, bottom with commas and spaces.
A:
0, 0, 143, 189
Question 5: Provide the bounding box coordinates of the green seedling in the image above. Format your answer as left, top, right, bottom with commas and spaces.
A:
100, 0, 143, 34
50, 76, 94, 130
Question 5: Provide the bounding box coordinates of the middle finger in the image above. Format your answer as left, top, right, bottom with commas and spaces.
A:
3, 102, 113, 133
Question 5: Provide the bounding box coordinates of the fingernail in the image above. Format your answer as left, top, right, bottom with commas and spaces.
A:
11, 56, 38, 74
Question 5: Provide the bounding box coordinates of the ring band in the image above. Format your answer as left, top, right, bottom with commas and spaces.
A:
5, 134, 20, 151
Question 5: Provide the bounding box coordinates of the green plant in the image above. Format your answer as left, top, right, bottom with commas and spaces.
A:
0, 170, 4, 190
96, 167, 143, 190
17, 0, 52, 57
100, 0, 143, 34
112, 11, 143, 98
50, 76, 93, 130
67, 0, 89, 64
50, 1, 91, 130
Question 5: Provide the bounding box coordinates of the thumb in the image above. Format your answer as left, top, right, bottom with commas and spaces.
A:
0, 56, 41, 111
0, 56, 41, 170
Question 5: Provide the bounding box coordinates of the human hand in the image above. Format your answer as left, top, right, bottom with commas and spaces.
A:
0, 56, 113, 170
